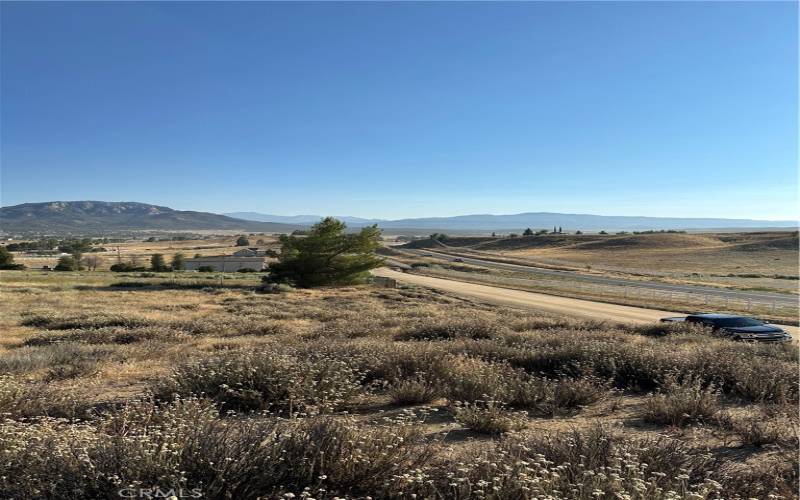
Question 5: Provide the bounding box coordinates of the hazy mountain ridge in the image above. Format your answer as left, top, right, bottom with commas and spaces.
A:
0, 201, 303, 234
2, 202, 796, 234
224, 212, 382, 226
226, 210, 797, 231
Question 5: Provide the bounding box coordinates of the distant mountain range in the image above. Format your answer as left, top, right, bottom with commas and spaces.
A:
0, 202, 303, 234
225, 212, 382, 226
1, 202, 795, 235
226, 211, 797, 232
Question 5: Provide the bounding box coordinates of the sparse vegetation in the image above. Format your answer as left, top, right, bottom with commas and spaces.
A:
0, 269, 796, 498
452, 400, 527, 434
642, 377, 721, 426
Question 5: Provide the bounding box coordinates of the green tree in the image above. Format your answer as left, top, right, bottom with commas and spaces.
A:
71, 252, 84, 269
171, 253, 186, 271
0, 246, 25, 270
54, 255, 78, 271
236, 236, 251, 246
150, 253, 169, 272
0, 247, 13, 267
268, 217, 384, 287
522, 228, 534, 236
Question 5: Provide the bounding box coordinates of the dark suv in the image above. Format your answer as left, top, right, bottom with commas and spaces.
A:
661, 313, 792, 342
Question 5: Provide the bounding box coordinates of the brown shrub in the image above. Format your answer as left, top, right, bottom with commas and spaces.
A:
395, 317, 504, 341
387, 375, 440, 405
642, 378, 721, 426
452, 400, 527, 435
155, 350, 363, 415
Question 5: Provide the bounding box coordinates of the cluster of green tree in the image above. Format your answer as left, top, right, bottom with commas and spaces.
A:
236, 236, 250, 246
57, 239, 95, 254
51, 253, 102, 271
108, 263, 146, 272
108, 253, 186, 273
514, 227, 562, 237
5, 237, 111, 253
267, 218, 384, 288
428, 233, 449, 242
4, 239, 59, 252
0, 247, 26, 270
144, 235, 193, 242
54, 256, 83, 271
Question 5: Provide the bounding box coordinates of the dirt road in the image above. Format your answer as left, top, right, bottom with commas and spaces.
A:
373, 268, 800, 335
406, 249, 798, 307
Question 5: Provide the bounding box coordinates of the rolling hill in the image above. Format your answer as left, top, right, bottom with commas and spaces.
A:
4, 202, 796, 235
0, 201, 303, 234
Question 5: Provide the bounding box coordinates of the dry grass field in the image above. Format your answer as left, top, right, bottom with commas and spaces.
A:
476, 232, 799, 293
0, 270, 797, 499
12, 234, 282, 271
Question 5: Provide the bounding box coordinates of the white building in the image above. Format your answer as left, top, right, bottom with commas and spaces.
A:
184, 256, 266, 272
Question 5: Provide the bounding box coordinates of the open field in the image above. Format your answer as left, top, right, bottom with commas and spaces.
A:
406, 232, 799, 292
390, 252, 799, 324
0, 270, 797, 499
11, 234, 282, 271
391, 232, 799, 324
374, 268, 800, 336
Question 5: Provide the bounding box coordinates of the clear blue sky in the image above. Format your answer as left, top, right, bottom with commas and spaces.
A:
1, 1, 797, 220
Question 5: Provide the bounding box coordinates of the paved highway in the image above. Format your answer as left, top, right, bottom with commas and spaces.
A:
405, 249, 798, 307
